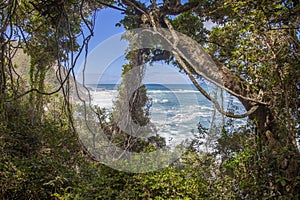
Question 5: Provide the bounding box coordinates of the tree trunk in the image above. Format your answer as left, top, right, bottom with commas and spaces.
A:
248, 105, 300, 197
203, 45, 299, 197
220, 61, 299, 197
0, 26, 6, 119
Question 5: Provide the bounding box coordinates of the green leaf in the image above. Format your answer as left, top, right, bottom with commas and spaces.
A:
280, 179, 286, 187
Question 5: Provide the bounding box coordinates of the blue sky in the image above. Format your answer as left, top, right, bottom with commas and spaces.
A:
75, 8, 124, 84
75, 5, 214, 85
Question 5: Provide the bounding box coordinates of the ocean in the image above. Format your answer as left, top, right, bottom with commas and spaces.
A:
87, 84, 246, 147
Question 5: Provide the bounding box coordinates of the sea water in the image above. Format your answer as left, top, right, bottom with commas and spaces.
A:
87, 84, 246, 147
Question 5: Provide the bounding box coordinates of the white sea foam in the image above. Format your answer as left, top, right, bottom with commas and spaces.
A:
147, 90, 199, 94
152, 98, 170, 103
90, 90, 118, 109
87, 86, 244, 148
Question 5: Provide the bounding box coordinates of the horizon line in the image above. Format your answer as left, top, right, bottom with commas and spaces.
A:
86, 83, 195, 85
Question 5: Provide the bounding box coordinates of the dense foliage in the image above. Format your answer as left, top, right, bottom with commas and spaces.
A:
1, 0, 299, 199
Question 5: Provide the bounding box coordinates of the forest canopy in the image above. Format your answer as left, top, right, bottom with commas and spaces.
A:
0, 0, 299, 199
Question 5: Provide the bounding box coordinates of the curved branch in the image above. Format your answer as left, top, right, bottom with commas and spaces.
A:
173, 51, 259, 118
6, 27, 94, 102
121, 0, 148, 15
95, 1, 126, 12
153, 18, 261, 118
160, 1, 200, 15
163, 18, 269, 106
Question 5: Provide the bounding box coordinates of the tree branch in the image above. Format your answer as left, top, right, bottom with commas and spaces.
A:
160, 1, 200, 15
172, 51, 259, 118
121, 0, 148, 15
163, 18, 268, 105
95, 1, 127, 12
155, 18, 266, 118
